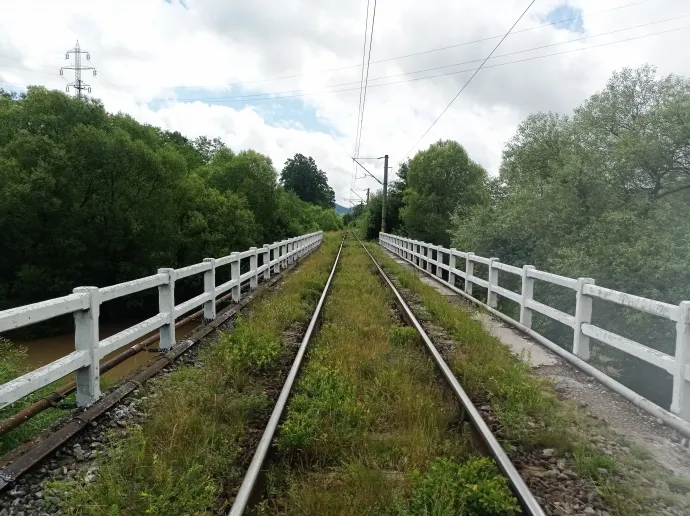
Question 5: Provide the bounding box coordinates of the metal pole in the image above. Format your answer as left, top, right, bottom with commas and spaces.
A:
366, 188, 370, 204
381, 154, 388, 233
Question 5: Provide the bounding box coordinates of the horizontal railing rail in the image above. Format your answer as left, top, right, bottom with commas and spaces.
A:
380, 232, 690, 423
0, 232, 323, 409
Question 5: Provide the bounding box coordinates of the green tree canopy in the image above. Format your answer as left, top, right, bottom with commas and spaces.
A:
280, 153, 335, 208
401, 140, 488, 245
451, 65, 690, 407
0, 86, 341, 332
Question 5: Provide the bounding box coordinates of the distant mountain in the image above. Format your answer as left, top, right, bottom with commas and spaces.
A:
335, 203, 352, 215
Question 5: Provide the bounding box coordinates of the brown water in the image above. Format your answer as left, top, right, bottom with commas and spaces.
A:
15, 320, 199, 386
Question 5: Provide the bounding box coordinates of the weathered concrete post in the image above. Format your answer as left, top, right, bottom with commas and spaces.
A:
425, 245, 433, 273
276, 241, 283, 269
273, 243, 280, 274
157, 268, 176, 350
449, 249, 457, 287
263, 244, 271, 281
573, 277, 595, 360
487, 258, 499, 308
672, 301, 690, 419
520, 265, 535, 329
288, 239, 294, 265
436, 247, 444, 280
203, 258, 216, 321
250, 247, 258, 290
230, 253, 240, 302
74, 286, 100, 407
465, 253, 475, 296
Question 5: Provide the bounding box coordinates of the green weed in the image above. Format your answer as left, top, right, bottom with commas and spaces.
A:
57, 233, 342, 515
395, 457, 520, 516
266, 239, 515, 514
368, 243, 690, 515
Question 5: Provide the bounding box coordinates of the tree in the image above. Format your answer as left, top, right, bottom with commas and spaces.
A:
451, 66, 690, 406
401, 140, 488, 245
280, 153, 335, 208
0, 87, 343, 334
202, 149, 279, 241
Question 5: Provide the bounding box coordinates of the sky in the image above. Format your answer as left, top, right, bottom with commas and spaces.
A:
1, 0, 689, 207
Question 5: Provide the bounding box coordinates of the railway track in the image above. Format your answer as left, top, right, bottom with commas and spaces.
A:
229, 234, 545, 515
0, 234, 547, 515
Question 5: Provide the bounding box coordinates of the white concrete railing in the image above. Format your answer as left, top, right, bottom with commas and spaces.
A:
0, 232, 323, 409
380, 233, 690, 423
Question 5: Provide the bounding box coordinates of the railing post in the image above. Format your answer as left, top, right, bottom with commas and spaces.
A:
158, 268, 176, 350
436, 247, 444, 280
263, 244, 271, 280
273, 243, 280, 274
449, 249, 457, 287
415, 241, 420, 266
250, 247, 258, 289
465, 253, 475, 296
203, 258, 216, 321
487, 257, 499, 308
520, 265, 535, 328
287, 239, 294, 265
73, 286, 100, 407
573, 277, 595, 360
671, 301, 690, 419
278, 241, 285, 269
230, 252, 241, 302
426, 245, 433, 273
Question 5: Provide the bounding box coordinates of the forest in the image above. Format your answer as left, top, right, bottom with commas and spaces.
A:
355, 65, 690, 407
0, 86, 341, 324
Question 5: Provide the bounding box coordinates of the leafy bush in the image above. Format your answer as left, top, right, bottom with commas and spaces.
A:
396, 457, 520, 516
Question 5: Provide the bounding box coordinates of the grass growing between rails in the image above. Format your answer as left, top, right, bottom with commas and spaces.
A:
54, 233, 342, 515
262, 239, 519, 515
367, 243, 690, 515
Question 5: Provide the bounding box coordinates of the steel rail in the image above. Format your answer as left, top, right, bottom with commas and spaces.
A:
0, 244, 322, 489
356, 236, 545, 516
228, 237, 344, 516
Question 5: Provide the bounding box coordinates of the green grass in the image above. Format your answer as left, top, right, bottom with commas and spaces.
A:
56, 233, 342, 515
368, 243, 690, 516
367, 245, 564, 449
263, 239, 517, 515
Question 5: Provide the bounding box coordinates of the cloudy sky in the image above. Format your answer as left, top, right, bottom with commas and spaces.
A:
1, 0, 689, 206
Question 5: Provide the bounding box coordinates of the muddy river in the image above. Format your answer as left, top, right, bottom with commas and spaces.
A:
13, 320, 199, 385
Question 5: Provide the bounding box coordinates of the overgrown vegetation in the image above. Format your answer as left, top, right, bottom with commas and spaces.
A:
56, 234, 341, 515
368, 243, 690, 515
263, 239, 517, 515
0, 87, 341, 327
352, 65, 690, 408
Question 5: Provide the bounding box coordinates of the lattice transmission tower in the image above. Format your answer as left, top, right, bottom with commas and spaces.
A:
60, 40, 97, 97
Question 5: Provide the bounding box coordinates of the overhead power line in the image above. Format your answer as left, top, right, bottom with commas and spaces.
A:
172, 15, 689, 104
135, 27, 688, 106
354, 0, 378, 160
401, 0, 536, 161
52, 26, 680, 106
168, 0, 655, 91
352, 0, 372, 193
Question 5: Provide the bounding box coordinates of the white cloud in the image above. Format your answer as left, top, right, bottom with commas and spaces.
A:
1, 0, 689, 205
